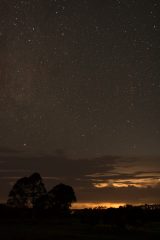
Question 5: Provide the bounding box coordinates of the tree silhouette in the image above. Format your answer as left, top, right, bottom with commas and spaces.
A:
48, 183, 77, 210
35, 183, 77, 211
35, 194, 54, 210
7, 173, 46, 208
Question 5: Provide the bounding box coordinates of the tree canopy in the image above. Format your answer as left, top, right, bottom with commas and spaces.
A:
7, 173, 77, 212
35, 183, 77, 211
7, 173, 46, 208
49, 183, 77, 210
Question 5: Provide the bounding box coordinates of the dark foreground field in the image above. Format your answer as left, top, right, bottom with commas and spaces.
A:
0, 218, 160, 240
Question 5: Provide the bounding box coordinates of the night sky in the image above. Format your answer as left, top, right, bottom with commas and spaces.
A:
0, 0, 160, 207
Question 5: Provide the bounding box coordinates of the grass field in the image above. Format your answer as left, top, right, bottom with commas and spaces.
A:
0, 218, 160, 240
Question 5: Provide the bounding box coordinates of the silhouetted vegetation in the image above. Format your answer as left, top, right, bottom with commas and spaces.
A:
1, 173, 160, 239
7, 173, 46, 208
6, 173, 76, 214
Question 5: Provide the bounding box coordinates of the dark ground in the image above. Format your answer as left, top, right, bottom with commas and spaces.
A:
1, 205, 160, 240
0, 218, 160, 240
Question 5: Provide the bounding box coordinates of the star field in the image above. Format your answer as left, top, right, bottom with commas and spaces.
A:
0, 0, 160, 206
0, 0, 160, 204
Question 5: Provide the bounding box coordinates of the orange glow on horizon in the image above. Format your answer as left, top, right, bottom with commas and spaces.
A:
72, 202, 126, 209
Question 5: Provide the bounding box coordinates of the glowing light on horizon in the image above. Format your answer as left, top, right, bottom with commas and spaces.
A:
72, 202, 126, 209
